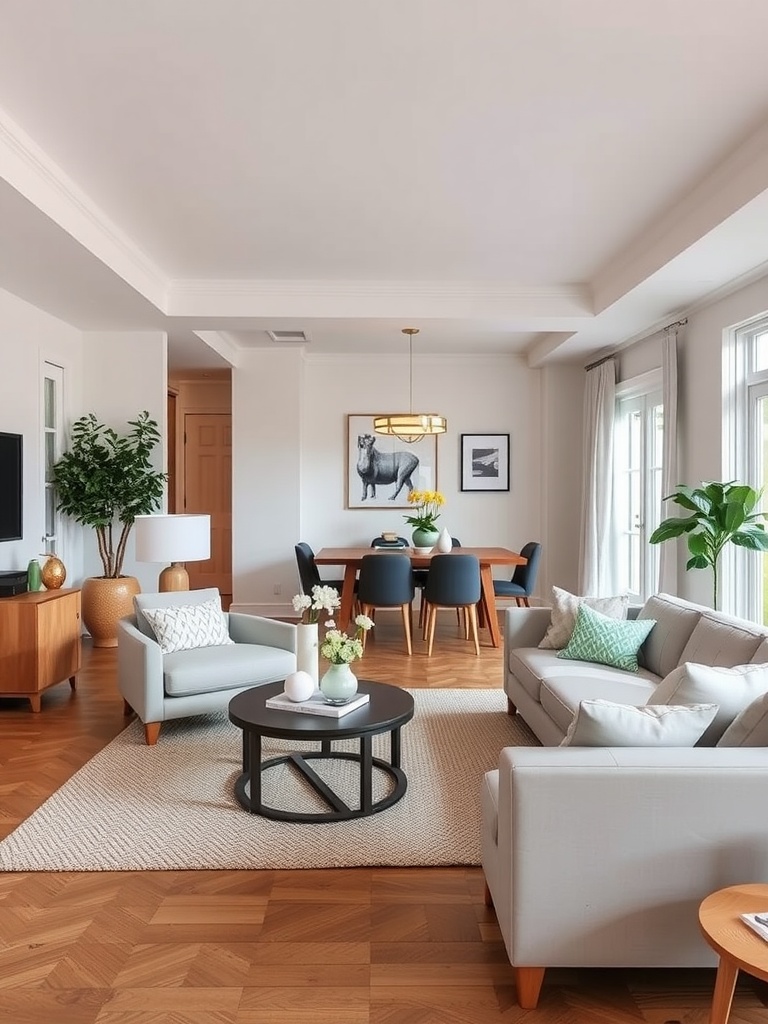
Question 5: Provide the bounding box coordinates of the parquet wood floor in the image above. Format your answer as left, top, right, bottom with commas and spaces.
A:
0, 611, 766, 1022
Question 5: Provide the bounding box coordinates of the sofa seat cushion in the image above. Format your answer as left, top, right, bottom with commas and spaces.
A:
163, 643, 295, 697
677, 613, 767, 668
540, 670, 660, 735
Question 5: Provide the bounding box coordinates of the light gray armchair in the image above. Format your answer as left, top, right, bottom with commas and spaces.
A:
117, 588, 296, 744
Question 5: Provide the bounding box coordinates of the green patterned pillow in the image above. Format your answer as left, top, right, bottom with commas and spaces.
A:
558, 602, 656, 672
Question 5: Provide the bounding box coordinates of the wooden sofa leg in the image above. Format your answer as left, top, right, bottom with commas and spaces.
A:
144, 722, 161, 745
507, 698, 517, 716
515, 966, 545, 1009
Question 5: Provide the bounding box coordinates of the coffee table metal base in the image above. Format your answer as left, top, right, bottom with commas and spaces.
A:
234, 748, 407, 822
235, 727, 407, 822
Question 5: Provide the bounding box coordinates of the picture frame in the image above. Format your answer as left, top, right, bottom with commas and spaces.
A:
346, 415, 438, 509
460, 433, 510, 492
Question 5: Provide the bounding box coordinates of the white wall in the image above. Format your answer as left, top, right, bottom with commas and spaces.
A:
80, 330, 167, 590
231, 348, 554, 616
0, 288, 82, 576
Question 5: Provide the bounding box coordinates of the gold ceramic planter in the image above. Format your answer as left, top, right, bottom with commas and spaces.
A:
81, 576, 140, 648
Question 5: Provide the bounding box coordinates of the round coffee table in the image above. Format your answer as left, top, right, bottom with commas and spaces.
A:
699, 883, 768, 1023
228, 679, 414, 822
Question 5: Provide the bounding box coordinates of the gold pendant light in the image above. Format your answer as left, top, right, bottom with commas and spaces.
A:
373, 328, 447, 444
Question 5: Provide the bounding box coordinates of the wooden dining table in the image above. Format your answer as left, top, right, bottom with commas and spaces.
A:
314, 546, 527, 649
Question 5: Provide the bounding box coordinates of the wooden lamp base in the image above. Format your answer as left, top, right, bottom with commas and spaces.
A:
158, 562, 190, 592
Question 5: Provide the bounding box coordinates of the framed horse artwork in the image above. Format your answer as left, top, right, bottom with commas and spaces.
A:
346, 415, 439, 510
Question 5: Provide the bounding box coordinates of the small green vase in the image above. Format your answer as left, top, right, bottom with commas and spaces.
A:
26, 559, 42, 592
319, 662, 358, 705
411, 528, 439, 550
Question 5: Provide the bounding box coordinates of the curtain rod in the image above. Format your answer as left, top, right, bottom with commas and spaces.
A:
584, 317, 688, 372
584, 353, 616, 373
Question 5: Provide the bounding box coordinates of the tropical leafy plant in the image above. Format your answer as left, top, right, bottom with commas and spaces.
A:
53, 411, 166, 578
649, 481, 768, 609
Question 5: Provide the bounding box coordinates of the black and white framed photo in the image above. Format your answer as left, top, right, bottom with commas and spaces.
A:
346, 415, 438, 509
460, 433, 510, 492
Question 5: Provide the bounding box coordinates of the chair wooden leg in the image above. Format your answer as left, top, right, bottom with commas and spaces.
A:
421, 600, 431, 639
523, 596, 530, 607
467, 604, 480, 655
360, 604, 374, 648
400, 603, 413, 655
426, 606, 438, 656
514, 966, 545, 1010
144, 722, 161, 745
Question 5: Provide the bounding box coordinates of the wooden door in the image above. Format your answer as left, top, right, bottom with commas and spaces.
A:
183, 413, 232, 606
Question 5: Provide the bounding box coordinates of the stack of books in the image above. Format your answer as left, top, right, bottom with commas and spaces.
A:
265, 690, 370, 718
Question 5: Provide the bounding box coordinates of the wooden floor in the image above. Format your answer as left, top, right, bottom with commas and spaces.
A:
1, 612, 767, 1023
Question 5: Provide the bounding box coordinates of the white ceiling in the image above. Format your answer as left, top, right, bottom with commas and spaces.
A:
2, 1, 768, 369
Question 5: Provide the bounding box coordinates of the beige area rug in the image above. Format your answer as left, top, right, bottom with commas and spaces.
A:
0, 689, 537, 872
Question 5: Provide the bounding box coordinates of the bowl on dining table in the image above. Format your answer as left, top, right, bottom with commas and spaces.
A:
381, 532, 400, 542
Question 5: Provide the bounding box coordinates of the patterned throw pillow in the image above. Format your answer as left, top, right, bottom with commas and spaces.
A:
538, 585, 630, 649
561, 699, 719, 747
558, 602, 656, 672
140, 598, 234, 654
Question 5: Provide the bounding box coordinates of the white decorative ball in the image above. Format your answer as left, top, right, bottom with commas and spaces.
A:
284, 670, 315, 702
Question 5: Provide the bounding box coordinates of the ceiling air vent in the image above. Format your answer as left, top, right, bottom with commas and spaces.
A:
267, 330, 309, 344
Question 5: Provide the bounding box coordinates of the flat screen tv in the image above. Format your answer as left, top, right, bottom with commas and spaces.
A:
0, 432, 22, 541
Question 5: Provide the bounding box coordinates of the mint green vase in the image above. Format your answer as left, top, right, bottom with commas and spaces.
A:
26, 559, 42, 592
319, 662, 358, 705
411, 528, 439, 550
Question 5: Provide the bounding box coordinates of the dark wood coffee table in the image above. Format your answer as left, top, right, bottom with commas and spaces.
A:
228, 679, 415, 822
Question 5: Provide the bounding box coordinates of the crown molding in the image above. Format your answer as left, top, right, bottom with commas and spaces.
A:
166, 279, 592, 320
0, 105, 168, 308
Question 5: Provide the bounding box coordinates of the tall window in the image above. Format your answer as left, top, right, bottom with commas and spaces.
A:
730, 317, 768, 622
42, 363, 64, 557
613, 372, 663, 602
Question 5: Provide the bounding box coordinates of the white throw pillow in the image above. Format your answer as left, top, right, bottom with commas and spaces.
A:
561, 698, 719, 747
140, 598, 234, 654
717, 691, 768, 747
648, 661, 768, 746
539, 585, 629, 649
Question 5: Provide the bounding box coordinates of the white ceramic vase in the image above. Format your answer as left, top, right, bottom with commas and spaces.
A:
436, 527, 452, 553
296, 622, 319, 686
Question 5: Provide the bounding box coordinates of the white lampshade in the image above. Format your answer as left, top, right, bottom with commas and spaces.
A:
134, 514, 211, 591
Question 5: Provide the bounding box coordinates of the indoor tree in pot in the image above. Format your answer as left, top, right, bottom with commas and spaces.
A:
53, 411, 166, 647
649, 480, 768, 610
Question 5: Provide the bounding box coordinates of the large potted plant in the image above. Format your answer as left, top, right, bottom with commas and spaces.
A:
53, 411, 166, 646
649, 480, 768, 609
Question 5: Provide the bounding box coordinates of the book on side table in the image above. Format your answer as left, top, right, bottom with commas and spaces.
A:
265, 690, 370, 718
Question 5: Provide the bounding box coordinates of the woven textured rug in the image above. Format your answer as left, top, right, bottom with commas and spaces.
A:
0, 688, 537, 872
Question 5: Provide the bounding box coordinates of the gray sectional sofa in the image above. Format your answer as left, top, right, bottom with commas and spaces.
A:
482, 592, 768, 1009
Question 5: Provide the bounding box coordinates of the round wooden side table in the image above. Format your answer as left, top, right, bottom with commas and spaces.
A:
699, 883, 768, 1023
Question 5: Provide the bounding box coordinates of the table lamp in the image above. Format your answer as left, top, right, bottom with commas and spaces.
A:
133, 514, 211, 592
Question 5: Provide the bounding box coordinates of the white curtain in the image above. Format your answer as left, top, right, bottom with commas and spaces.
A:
658, 326, 679, 594
579, 358, 616, 595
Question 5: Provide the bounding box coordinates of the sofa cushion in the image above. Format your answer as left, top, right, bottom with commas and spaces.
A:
134, 587, 224, 640
163, 643, 295, 697
636, 593, 703, 677
561, 699, 718, 747
540, 672, 660, 735
538, 585, 629, 649
648, 661, 768, 745
558, 603, 656, 672
677, 613, 767, 669
141, 598, 233, 654
751, 638, 768, 664
717, 691, 768, 747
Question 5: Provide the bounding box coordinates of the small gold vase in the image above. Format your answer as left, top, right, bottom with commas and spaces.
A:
40, 554, 67, 590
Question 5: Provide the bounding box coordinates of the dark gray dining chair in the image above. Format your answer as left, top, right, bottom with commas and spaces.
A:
416, 537, 461, 627
294, 542, 346, 596
422, 553, 482, 656
370, 536, 409, 548
357, 553, 415, 655
493, 542, 542, 607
